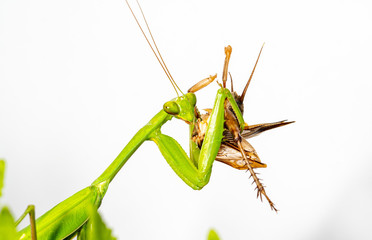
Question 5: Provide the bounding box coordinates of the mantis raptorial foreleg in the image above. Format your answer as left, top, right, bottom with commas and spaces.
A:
151, 86, 233, 189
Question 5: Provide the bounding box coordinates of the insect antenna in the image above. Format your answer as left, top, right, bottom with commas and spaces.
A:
135, 0, 184, 95
125, 0, 183, 96
228, 72, 234, 92
240, 43, 265, 102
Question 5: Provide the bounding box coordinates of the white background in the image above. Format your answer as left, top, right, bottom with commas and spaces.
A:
1, 0, 372, 239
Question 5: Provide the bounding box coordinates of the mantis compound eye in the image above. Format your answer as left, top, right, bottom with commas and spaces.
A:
185, 92, 197, 106
163, 101, 180, 115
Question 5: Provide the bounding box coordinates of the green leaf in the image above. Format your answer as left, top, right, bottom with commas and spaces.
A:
77, 205, 116, 240
207, 229, 221, 240
0, 160, 5, 198
0, 206, 18, 240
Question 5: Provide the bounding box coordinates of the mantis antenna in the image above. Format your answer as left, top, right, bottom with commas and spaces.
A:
240, 43, 265, 102
125, 0, 184, 96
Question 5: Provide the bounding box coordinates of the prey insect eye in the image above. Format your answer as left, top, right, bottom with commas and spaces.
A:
163, 101, 180, 115
185, 93, 197, 106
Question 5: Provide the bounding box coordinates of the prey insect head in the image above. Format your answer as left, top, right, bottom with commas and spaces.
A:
163, 93, 196, 124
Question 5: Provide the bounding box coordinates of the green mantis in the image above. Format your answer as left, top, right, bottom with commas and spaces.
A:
2, 1, 293, 239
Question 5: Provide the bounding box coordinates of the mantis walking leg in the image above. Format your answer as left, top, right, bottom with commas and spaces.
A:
0, 160, 37, 239
15, 205, 37, 240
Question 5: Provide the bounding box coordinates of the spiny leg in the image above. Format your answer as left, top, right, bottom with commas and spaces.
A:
225, 105, 277, 211
240, 44, 278, 210
15, 205, 37, 240
236, 141, 277, 211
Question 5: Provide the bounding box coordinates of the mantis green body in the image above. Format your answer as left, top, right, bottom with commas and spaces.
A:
18, 81, 242, 239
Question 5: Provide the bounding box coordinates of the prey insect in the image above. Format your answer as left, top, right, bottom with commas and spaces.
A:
193, 45, 293, 211
8, 1, 293, 239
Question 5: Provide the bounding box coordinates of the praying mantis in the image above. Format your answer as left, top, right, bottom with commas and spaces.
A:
2, 1, 293, 239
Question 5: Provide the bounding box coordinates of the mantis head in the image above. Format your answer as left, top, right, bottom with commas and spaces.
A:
163, 92, 197, 124
162, 73, 217, 124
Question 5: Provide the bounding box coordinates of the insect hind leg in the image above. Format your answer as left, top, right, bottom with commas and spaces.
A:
236, 141, 278, 212
188, 74, 217, 93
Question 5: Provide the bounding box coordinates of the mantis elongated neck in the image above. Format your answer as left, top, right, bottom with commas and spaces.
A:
91, 110, 171, 197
